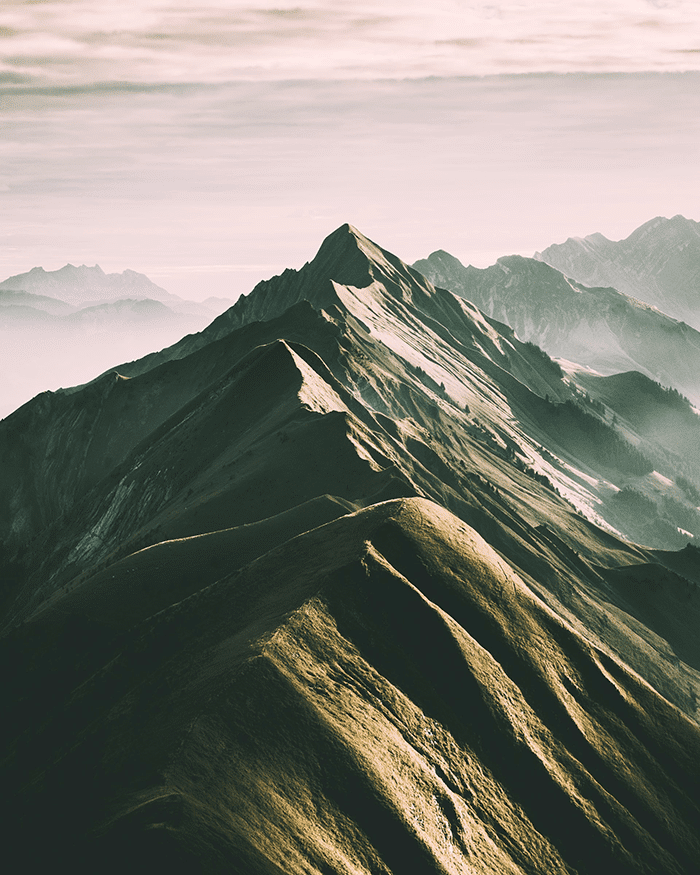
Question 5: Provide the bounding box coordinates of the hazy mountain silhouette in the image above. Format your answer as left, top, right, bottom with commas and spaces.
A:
414, 249, 700, 407
0, 265, 237, 421
534, 215, 700, 330
0, 287, 74, 316
0, 263, 233, 316
1, 225, 699, 873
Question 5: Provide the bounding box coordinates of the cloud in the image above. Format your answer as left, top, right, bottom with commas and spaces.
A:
1, 71, 699, 306
0, 1, 699, 85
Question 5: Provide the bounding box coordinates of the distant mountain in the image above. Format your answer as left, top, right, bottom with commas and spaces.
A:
0, 296, 183, 329
0, 263, 233, 318
534, 215, 700, 329
413, 250, 700, 406
0, 266, 238, 420
62, 297, 184, 328
0, 288, 73, 315
2, 225, 699, 873
0, 263, 170, 305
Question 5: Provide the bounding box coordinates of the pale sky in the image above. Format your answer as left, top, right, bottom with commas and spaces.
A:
2, 1, 699, 84
1, 2, 699, 300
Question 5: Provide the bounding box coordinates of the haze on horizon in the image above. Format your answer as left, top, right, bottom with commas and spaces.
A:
1, 1, 699, 302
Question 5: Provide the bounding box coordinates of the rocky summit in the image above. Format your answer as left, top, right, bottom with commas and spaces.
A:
1, 225, 699, 874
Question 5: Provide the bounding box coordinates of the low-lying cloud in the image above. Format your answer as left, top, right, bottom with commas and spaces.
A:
0, 1, 698, 86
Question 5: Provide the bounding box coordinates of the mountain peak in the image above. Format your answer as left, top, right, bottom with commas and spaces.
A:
311, 223, 433, 299
309, 223, 382, 289
55, 263, 105, 276
537, 214, 700, 327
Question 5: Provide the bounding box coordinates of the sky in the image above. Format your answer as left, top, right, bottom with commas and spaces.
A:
1, 1, 700, 301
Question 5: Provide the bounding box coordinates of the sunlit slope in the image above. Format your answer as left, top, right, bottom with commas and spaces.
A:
3, 499, 699, 874
3, 224, 700, 873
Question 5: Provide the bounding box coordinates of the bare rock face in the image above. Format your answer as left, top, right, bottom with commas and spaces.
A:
2, 225, 700, 873
533, 215, 700, 330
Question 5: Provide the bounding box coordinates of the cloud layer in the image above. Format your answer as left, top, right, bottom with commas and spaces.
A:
1, 1, 699, 85
2, 73, 699, 300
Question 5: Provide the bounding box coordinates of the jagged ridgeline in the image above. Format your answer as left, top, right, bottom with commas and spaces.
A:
1, 225, 699, 874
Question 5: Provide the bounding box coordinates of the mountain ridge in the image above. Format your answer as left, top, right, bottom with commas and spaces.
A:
534, 215, 700, 329
413, 247, 700, 406
2, 223, 700, 873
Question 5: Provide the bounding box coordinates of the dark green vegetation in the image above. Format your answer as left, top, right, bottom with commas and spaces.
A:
2, 226, 699, 873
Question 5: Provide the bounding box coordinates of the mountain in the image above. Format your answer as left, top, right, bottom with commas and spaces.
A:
1, 263, 169, 304
0, 263, 235, 317
1, 225, 699, 874
534, 215, 700, 329
0, 266, 237, 421
0, 297, 208, 422
412, 250, 700, 406
1, 263, 182, 310
0, 288, 74, 316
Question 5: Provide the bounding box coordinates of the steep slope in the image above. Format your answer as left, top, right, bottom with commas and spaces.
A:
0, 299, 366, 551
576, 371, 700, 478
413, 250, 700, 406
3, 499, 700, 874
535, 215, 700, 329
2, 225, 700, 874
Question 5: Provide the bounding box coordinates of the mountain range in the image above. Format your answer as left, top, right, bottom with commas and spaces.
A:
0, 264, 236, 421
0, 263, 232, 316
413, 247, 700, 407
1, 224, 699, 873
534, 215, 700, 330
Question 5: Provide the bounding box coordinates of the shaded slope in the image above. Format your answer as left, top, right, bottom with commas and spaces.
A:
0, 300, 347, 549
4, 337, 408, 621
599, 561, 700, 674
3, 500, 699, 874
577, 372, 700, 464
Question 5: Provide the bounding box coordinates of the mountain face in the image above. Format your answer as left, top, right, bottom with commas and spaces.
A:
534, 215, 700, 329
2, 225, 700, 874
413, 249, 700, 407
